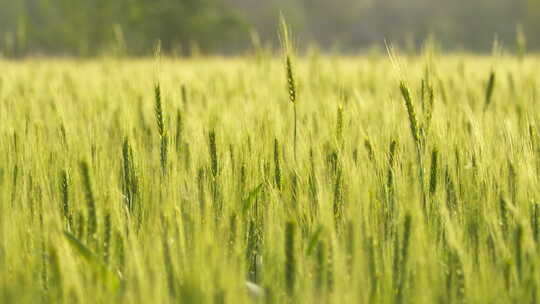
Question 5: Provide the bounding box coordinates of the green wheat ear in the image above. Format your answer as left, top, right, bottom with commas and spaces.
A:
154, 83, 168, 174
285, 56, 297, 104
429, 148, 438, 196
399, 81, 427, 215
274, 138, 282, 191
60, 169, 72, 230
279, 14, 299, 162
336, 105, 343, 145
175, 109, 183, 152
279, 13, 295, 94
399, 82, 420, 147
155, 83, 164, 137
79, 161, 97, 245
484, 71, 496, 112
209, 130, 218, 179
121, 137, 139, 216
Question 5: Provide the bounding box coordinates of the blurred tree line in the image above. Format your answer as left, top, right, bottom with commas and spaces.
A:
0, 0, 246, 57
227, 0, 540, 53
1, 0, 540, 57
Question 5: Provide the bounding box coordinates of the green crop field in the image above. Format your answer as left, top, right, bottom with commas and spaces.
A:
0, 48, 539, 303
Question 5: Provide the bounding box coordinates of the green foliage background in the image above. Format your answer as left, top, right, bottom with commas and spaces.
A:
1, 0, 540, 56
0, 0, 246, 56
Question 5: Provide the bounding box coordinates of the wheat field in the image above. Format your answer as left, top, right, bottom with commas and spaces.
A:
0, 52, 539, 303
